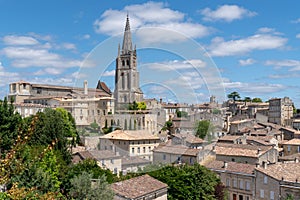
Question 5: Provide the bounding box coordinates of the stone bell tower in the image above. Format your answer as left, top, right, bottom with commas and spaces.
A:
114, 15, 143, 110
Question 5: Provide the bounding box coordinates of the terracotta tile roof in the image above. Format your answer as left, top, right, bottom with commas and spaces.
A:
256, 162, 300, 182
205, 160, 255, 175
283, 138, 300, 145
121, 156, 151, 166
278, 153, 300, 161
215, 143, 272, 158
172, 133, 204, 144
88, 150, 121, 160
111, 174, 168, 199
153, 145, 200, 156
218, 135, 243, 142
100, 130, 160, 141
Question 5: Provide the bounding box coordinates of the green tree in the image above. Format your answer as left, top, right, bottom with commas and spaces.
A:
69, 171, 114, 200
62, 159, 116, 194
227, 91, 240, 101
176, 110, 188, 118
147, 164, 221, 200
137, 102, 147, 110
0, 97, 23, 154
128, 101, 138, 110
285, 194, 294, 200
195, 120, 214, 140
244, 97, 252, 102
252, 97, 263, 103
161, 120, 173, 134
26, 108, 72, 163
90, 120, 99, 133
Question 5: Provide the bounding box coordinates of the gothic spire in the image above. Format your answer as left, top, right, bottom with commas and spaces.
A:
122, 14, 133, 54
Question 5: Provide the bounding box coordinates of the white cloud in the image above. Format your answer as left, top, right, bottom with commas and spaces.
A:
208, 32, 287, 56
291, 18, 300, 23
1, 34, 82, 69
93, 2, 211, 43
223, 81, 286, 94
200, 5, 256, 22
145, 59, 206, 71
296, 33, 300, 39
268, 73, 300, 79
0, 62, 20, 87
265, 59, 300, 71
102, 70, 115, 76
83, 34, 90, 39
3, 35, 39, 46
61, 43, 76, 50
34, 68, 63, 75
239, 58, 256, 66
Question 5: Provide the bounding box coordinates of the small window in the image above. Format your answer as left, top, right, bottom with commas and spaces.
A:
163, 154, 166, 160
264, 176, 268, 184
111, 159, 114, 164
239, 180, 244, 189
287, 145, 291, 152
245, 181, 250, 191
226, 178, 230, 187
270, 191, 275, 200
132, 148, 134, 154
260, 189, 264, 198
137, 147, 140, 153
233, 179, 237, 188
143, 147, 146, 153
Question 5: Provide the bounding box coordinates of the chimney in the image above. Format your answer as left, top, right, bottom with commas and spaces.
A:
257, 148, 261, 155
84, 80, 88, 95
256, 162, 260, 168
223, 161, 228, 169
295, 157, 299, 163
263, 161, 267, 169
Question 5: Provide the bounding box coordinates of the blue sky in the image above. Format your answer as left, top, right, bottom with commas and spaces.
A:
1, 1, 300, 107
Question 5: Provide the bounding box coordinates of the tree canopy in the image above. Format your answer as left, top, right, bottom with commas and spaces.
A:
195, 120, 214, 140
146, 164, 224, 200
227, 91, 240, 101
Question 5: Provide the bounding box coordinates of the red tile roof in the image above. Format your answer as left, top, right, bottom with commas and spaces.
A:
111, 174, 168, 199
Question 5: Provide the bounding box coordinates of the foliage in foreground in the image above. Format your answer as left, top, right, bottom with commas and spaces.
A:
145, 164, 224, 200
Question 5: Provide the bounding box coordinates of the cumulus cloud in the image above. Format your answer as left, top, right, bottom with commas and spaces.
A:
0, 62, 20, 87
223, 81, 286, 94
208, 31, 287, 56
265, 59, 300, 71
1, 34, 81, 69
200, 4, 256, 22
3, 35, 39, 46
239, 58, 256, 66
102, 70, 115, 77
145, 59, 207, 71
93, 2, 212, 43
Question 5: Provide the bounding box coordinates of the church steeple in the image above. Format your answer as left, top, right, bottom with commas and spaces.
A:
122, 15, 133, 54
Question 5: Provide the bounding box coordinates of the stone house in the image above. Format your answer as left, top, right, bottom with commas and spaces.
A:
152, 144, 201, 165
111, 174, 168, 200
215, 143, 278, 165
255, 162, 300, 200
206, 160, 256, 200
281, 139, 300, 156
171, 133, 204, 149
72, 150, 122, 175
99, 130, 161, 161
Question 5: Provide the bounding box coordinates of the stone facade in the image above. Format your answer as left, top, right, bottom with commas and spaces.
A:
268, 97, 293, 126
114, 16, 143, 110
